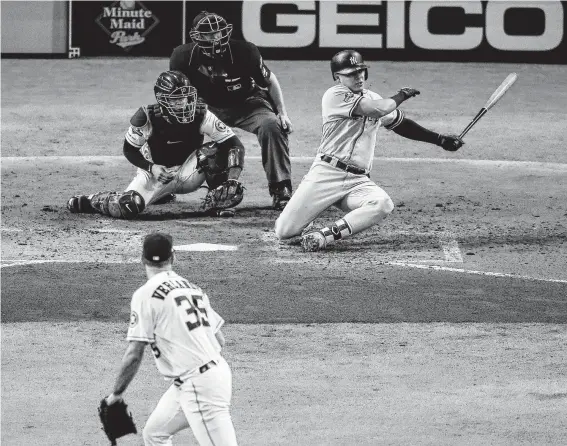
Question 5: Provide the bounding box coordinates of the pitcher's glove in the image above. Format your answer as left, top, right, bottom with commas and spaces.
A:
438, 134, 465, 152
98, 397, 137, 445
201, 179, 244, 213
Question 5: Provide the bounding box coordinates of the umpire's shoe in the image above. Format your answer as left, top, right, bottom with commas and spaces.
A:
270, 185, 292, 210
67, 195, 94, 213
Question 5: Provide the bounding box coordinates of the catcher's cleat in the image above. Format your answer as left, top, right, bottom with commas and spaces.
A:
67, 195, 94, 213
153, 193, 176, 205
271, 186, 291, 210
204, 208, 236, 218
216, 208, 236, 218
301, 229, 327, 252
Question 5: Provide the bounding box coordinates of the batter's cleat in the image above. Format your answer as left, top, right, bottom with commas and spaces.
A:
301, 228, 327, 252
67, 195, 94, 213
153, 193, 176, 205
271, 186, 292, 210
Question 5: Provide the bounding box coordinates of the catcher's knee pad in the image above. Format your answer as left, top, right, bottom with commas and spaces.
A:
90, 190, 145, 219
197, 141, 245, 189
196, 141, 219, 169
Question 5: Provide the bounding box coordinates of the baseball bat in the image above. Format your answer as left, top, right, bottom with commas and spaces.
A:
459, 73, 518, 139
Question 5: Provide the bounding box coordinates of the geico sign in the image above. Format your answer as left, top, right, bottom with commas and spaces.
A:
242, 1, 564, 51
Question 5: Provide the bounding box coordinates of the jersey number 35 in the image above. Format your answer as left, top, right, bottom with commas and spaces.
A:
175, 294, 211, 331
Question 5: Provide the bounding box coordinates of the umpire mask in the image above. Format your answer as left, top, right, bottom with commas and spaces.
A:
190, 11, 233, 59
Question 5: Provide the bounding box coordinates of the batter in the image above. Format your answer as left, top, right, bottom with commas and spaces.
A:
275, 50, 464, 251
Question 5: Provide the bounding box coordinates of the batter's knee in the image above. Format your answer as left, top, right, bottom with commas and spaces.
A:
367, 196, 394, 220
274, 216, 299, 240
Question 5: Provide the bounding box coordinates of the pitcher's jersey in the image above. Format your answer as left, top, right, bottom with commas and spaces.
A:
127, 270, 224, 379
317, 85, 404, 171
125, 107, 235, 168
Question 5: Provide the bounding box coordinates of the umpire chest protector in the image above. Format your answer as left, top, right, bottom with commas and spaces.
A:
146, 104, 205, 168
174, 41, 271, 108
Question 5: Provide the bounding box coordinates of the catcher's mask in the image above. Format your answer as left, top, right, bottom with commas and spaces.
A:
154, 71, 197, 124
189, 11, 233, 59
331, 49, 368, 81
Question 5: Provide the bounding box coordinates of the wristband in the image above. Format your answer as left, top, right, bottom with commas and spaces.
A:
389, 91, 406, 107
147, 163, 154, 174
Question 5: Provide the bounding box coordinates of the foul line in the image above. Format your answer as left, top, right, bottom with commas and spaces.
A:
0, 259, 140, 268
2, 257, 565, 284
2, 156, 566, 170
386, 262, 567, 284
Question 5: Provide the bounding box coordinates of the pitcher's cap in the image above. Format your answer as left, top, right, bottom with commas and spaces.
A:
143, 233, 173, 263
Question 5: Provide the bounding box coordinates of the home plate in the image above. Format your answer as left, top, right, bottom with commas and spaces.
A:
175, 243, 239, 252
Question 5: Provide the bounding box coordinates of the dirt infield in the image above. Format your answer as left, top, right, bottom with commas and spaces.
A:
2, 59, 567, 445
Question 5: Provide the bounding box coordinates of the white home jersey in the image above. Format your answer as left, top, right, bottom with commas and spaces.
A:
127, 270, 224, 379
317, 84, 404, 171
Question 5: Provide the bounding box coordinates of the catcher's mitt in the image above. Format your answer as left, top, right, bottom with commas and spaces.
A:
201, 179, 244, 213
98, 397, 137, 445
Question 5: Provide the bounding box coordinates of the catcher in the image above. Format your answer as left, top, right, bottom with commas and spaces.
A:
67, 70, 245, 219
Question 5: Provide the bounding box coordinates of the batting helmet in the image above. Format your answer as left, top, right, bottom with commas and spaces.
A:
154, 71, 197, 124
189, 11, 233, 58
330, 50, 368, 80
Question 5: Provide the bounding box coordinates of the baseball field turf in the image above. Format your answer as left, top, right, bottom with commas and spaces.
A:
2, 59, 566, 445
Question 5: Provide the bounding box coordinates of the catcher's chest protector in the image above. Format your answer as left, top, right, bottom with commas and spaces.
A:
146, 105, 205, 168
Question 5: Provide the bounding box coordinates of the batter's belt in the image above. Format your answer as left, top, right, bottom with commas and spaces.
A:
320, 154, 369, 176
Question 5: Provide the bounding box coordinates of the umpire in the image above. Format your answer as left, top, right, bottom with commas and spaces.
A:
170, 11, 293, 210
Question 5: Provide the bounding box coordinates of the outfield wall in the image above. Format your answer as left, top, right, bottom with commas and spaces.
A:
2, 1, 566, 64
1, 1, 67, 55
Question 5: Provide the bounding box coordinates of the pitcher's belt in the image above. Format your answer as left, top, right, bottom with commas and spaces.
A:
320, 155, 368, 175
173, 360, 217, 386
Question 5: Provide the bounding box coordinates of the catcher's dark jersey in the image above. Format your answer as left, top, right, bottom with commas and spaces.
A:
125, 105, 235, 168
169, 40, 272, 108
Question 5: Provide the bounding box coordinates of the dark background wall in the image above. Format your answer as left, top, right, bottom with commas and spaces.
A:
2, 1, 566, 63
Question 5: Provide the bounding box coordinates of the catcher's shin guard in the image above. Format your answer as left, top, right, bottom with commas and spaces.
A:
197, 142, 245, 189
90, 190, 145, 219
227, 145, 245, 170
67, 195, 95, 213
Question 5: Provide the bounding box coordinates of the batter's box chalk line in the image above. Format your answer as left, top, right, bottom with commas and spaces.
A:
261, 229, 463, 263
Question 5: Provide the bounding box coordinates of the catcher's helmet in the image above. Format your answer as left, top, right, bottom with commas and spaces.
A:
154, 71, 197, 124
190, 11, 233, 58
330, 50, 368, 81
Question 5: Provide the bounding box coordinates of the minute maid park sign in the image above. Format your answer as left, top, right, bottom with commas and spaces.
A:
95, 0, 160, 50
